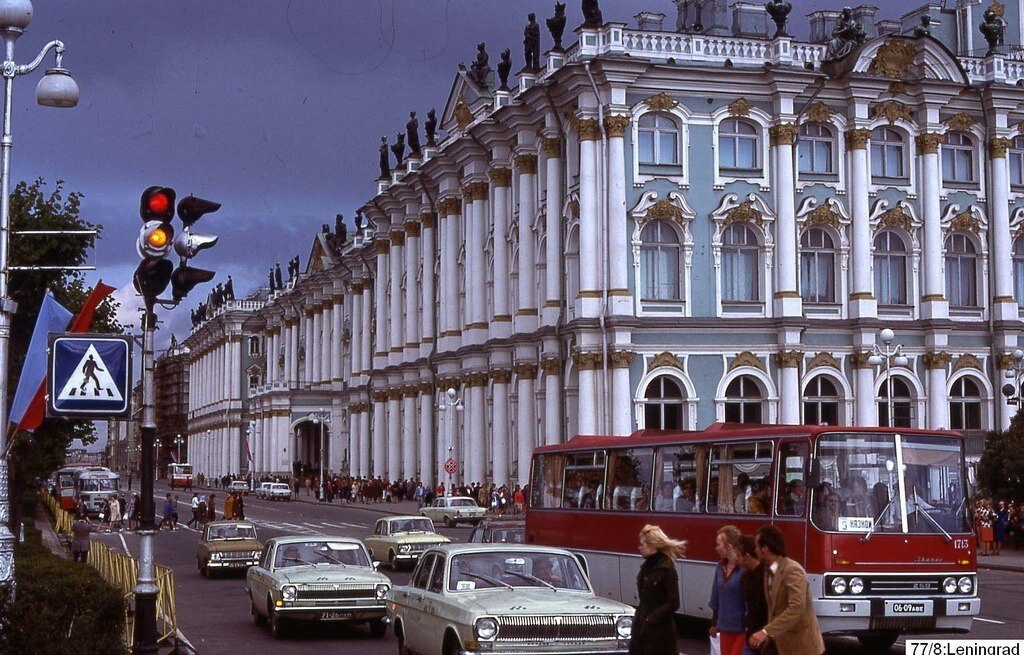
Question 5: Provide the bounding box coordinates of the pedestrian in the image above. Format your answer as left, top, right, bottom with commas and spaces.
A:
127, 472, 133, 491
736, 535, 771, 655
109, 495, 122, 532
235, 492, 245, 520
630, 524, 685, 655
198, 496, 208, 526
98, 498, 111, 532
187, 493, 200, 528
709, 526, 745, 655
158, 493, 175, 531
128, 492, 140, 529
748, 525, 824, 655
71, 512, 94, 563
208, 493, 217, 522
994, 500, 1009, 556
224, 492, 236, 520
171, 494, 180, 529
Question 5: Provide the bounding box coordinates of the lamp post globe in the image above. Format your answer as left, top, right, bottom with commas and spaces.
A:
0, 0, 33, 32
36, 66, 78, 107
879, 328, 895, 344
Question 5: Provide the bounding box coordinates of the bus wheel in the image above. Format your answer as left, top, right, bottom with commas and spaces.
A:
857, 632, 899, 650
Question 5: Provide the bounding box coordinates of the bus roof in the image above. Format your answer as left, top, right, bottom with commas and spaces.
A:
533, 423, 963, 453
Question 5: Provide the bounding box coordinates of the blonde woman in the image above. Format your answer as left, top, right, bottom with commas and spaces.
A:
631, 524, 686, 655
709, 525, 745, 655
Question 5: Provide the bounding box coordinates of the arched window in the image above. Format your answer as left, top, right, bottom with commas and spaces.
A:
724, 375, 763, 423
878, 377, 913, 428
803, 376, 840, 426
721, 224, 759, 302
874, 230, 908, 305
945, 233, 978, 307
640, 221, 681, 301
949, 377, 982, 430
638, 113, 679, 165
798, 123, 834, 174
941, 132, 975, 183
248, 336, 261, 356
800, 228, 836, 303
1014, 237, 1024, 308
643, 376, 685, 430
1010, 136, 1024, 186
719, 119, 759, 170
871, 127, 905, 178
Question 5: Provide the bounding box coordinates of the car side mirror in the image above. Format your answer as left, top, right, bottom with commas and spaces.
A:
373, 561, 381, 570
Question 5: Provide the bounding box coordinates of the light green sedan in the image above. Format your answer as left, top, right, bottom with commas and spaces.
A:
388, 544, 634, 655
246, 536, 392, 640
420, 496, 487, 527
364, 516, 451, 570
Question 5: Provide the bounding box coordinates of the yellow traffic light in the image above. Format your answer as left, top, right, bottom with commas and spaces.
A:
147, 227, 170, 249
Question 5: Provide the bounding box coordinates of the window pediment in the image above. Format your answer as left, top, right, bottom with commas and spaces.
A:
940, 204, 987, 238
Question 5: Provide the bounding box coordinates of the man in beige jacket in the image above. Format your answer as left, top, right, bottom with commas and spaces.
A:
748, 525, 825, 655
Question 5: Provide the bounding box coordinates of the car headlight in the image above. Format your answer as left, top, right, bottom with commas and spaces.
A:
281, 585, 297, 601
849, 577, 864, 595
615, 615, 633, 638
943, 577, 957, 594
251, 551, 260, 558
958, 576, 973, 594
210, 552, 222, 560
399, 545, 411, 553
375, 583, 390, 599
831, 577, 847, 595
475, 617, 499, 641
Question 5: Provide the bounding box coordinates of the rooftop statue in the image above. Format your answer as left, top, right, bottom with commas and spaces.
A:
581, 0, 603, 28
425, 108, 438, 147
824, 7, 866, 62
912, 14, 932, 38
524, 13, 541, 71
274, 263, 283, 289
980, 3, 1006, 55
547, 3, 567, 53
765, 0, 792, 38
468, 42, 491, 87
391, 132, 406, 167
378, 135, 390, 179
406, 111, 422, 157
498, 49, 513, 90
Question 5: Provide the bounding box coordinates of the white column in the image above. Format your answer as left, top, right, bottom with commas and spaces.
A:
361, 283, 373, 373
854, 359, 876, 425
542, 358, 563, 445
577, 119, 600, 316
358, 409, 371, 477
321, 303, 332, 383
514, 365, 537, 486
444, 203, 462, 338
284, 323, 294, 386
402, 390, 417, 479
847, 129, 876, 318
331, 297, 343, 381
490, 168, 512, 324
389, 229, 406, 361
777, 353, 801, 424
605, 115, 631, 314
543, 137, 563, 323
577, 354, 598, 435
303, 311, 314, 383
420, 214, 436, 354
461, 191, 477, 334
990, 138, 1016, 314
404, 222, 420, 354
515, 153, 538, 326
918, 133, 947, 319
926, 357, 950, 429
610, 352, 634, 436
374, 244, 390, 364
770, 124, 801, 316
491, 371, 510, 485
312, 307, 323, 383
350, 288, 363, 378
418, 388, 434, 486
387, 392, 402, 481
348, 409, 359, 478
467, 376, 487, 485
231, 338, 242, 398
372, 394, 386, 478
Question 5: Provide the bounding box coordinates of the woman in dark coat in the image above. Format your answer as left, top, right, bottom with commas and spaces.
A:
630, 524, 686, 655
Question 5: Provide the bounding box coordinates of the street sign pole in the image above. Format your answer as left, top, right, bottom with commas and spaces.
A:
132, 309, 159, 654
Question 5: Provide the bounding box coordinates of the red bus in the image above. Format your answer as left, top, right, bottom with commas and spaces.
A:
526, 423, 978, 650
51, 466, 85, 511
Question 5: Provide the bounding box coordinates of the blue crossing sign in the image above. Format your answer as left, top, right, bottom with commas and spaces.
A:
47, 334, 132, 419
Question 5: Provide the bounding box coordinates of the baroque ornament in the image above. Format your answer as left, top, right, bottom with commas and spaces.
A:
915, 133, 944, 155
609, 351, 637, 368
725, 201, 763, 226
878, 205, 912, 232
514, 154, 538, 174
953, 353, 983, 372
867, 39, 917, 79
949, 211, 980, 234
923, 351, 953, 370
488, 167, 512, 187
454, 93, 474, 129
644, 92, 678, 111
774, 350, 803, 368
850, 352, 873, 369
438, 197, 462, 217
646, 199, 684, 222
804, 203, 842, 229
808, 352, 840, 370
728, 98, 752, 117
729, 351, 765, 372
604, 114, 631, 138
648, 352, 683, 373
769, 123, 798, 146
944, 113, 976, 132
844, 128, 872, 150
577, 118, 602, 141
541, 137, 561, 157
990, 137, 1012, 159
872, 100, 912, 125
805, 102, 834, 124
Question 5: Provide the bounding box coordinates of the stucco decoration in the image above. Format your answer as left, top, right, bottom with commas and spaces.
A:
940, 204, 987, 237
796, 197, 851, 282
867, 39, 917, 78
710, 193, 776, 274
1011, 207, 1024, 238
850, 35, 969, 85
454, 93, 474, 129
944, 112, 976, 132
869, 198, 921, 238
729, 351, 765, 372
808, 352, 841, 370
923, 351, 953, 370
728, 98, 752, 117
804, 102, 835, 124
953, 353, 983, 372
630, 191, 696, 302
775, 351, 804, 368
647, 352, 684, 373
644, 92, 678, 111
872, 100, 913, 125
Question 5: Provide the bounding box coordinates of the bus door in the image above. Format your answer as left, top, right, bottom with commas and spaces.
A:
775, 439, 811, 564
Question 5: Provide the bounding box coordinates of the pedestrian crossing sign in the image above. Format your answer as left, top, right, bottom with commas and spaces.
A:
47, 334, 132, 418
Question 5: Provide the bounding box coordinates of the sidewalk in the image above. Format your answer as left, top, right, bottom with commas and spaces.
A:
976, 546, 1024, 572
187, 482, 426, 518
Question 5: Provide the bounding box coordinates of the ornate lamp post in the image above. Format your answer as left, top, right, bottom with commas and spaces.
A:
174, 433, 184, 464
867, 328, 909, 427
0, 0, 79, 598
437, 388, 463, 496
309, 409, 330, 501
1001, 348, 1024, 409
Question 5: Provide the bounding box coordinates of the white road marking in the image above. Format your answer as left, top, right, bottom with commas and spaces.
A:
973, 617, 1006, 625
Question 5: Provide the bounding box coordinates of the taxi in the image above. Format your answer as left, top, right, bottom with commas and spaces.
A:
196, 520, 261, 577
389, 544, 633, 655
420, 496, 486, 528
364, 515, 450, 570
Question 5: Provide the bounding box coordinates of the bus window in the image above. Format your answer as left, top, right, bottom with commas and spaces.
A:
776, 441, 809, 517
530, 454, 566, 509
605, 449, 654, 511
654, 444, 708, 513
708, 441, 772, 515
561, 451, 606, 510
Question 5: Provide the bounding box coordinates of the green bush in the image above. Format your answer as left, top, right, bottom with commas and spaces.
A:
0, 496, 126, 655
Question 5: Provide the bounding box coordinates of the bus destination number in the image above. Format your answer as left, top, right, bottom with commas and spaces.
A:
953, 538, 970, 550
891, 602, 926, 614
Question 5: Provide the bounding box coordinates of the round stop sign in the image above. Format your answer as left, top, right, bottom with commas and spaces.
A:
444, 458, 459, 475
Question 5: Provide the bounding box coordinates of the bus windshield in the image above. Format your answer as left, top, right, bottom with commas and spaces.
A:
813, 433, 970, 535
80, 478, 117, 492
170, 465, 192, 475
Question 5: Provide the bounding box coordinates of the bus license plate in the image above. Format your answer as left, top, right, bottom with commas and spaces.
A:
321, 611, 351, 621
886, 601, 930, 616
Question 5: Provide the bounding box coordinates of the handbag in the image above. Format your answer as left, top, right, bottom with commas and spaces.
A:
709, 633, 721, 655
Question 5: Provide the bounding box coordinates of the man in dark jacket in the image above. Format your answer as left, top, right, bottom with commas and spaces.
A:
71, 513, 94, 563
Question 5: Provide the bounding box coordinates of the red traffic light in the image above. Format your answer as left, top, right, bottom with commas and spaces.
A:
140, 186, 176, 222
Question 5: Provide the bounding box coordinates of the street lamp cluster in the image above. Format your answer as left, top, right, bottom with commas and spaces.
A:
1002, 349, 1024, 408
308, 409, 330, 501
868, 328, 910, 429
437, 387, 463, 496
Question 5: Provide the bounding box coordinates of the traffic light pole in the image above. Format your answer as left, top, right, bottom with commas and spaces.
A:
133, 308, 159, 654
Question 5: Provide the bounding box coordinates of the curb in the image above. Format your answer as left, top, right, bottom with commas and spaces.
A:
977, 561, 1024, 573
183, 483, 423, 518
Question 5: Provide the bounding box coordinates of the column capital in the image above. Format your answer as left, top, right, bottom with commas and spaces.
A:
990, 137, 1013, 159
513, 153, 538, 174
844, 128, 873, 150
540, 358, 561, 375
915, 132, 944, 155
463, 181, 489, 201
438, 197, 462, 217
577, 118, 602, 141
488, 167, 512, 187
404, 220, 422, 237
464, 372, 489, 387
370, 390, 389, 403
997, 352, 1018, 370
386, 388, 404, 401
774, 350, 804, 368
373, 238, 391, 254
849, 352, 873, 369
418, 381, 435, 394
512, 362, 539, 380
489, 369, 512, 384
608, 350, 636, 369
604, 114, 631, 138
402, 386, 419, 398
923, 351, 953, 370
572, 351, 603, 370
769, 123, 799, 146
389, 229, 406, 246
541, 137, 562, 157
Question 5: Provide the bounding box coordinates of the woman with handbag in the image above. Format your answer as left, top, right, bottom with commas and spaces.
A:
709, 526, 746, 655
630, 524, 686, 655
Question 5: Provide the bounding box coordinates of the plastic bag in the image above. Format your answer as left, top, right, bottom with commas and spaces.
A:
709, 633, 721, 655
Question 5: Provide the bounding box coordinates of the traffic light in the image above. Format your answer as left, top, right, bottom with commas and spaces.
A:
170, 195, 221, 301
134, 186, 177, 307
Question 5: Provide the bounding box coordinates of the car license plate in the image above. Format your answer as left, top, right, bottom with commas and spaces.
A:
888, 601, 927, 615
320, 611, 351, 621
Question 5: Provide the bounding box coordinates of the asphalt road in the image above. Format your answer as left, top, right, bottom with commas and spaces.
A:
92, 484, 1024, 655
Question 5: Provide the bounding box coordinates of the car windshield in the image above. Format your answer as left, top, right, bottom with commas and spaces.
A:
489, 528, 525, 543
813, 433, 970, 534
208, 524, 257, 540
391, 519, 434, 533
451, 499, 476, 508
270, 484, 289, 490
447, 552, 589, 592
274, 541, 370, 568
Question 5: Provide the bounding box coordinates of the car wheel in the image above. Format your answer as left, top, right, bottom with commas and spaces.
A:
388, 550, 398, 571
397, 633, 411, 655
857, 632, 899, 650
369, 617, 388, 638
269, 603, 288, 639
251, 599, 266, 626
198, 558, 208, 577
444, 515, 453, 528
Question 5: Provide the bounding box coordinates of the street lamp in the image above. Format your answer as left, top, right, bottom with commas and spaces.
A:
437, 388, 463, 497
154, 439, 162, 481
867, 328, 909, 428
309, 409, 330, 502
0, 0, 80, 597
1001, 349, 1024, 408
174, 433, 184, 464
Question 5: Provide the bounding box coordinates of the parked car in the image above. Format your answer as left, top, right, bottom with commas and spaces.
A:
228, 480, 250, 495
467, 518, 525, 544
246, 536, 391, 639
196, 520, 261, 577
420, 496, 486, 527
389, 544, 634, 655
256, 482, 292, 501
255, 482, 272, 499
364, 516, 450, 570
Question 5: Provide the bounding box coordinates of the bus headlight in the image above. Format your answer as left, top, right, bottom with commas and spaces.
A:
942, 577, 957, 594
831, 577, 847, 595
375, 584, 390, 599
849, 577, 864, 594
616, 616, 633, 638
281, 585, 297, 601
475, 617, 498, 641
958, 576, 973, 594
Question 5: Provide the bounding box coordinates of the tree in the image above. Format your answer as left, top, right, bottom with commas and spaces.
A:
977, 407, 1024, 501
5, 178, 123, 535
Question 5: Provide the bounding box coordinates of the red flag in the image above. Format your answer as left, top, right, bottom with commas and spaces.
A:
18, 281, 116, 431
